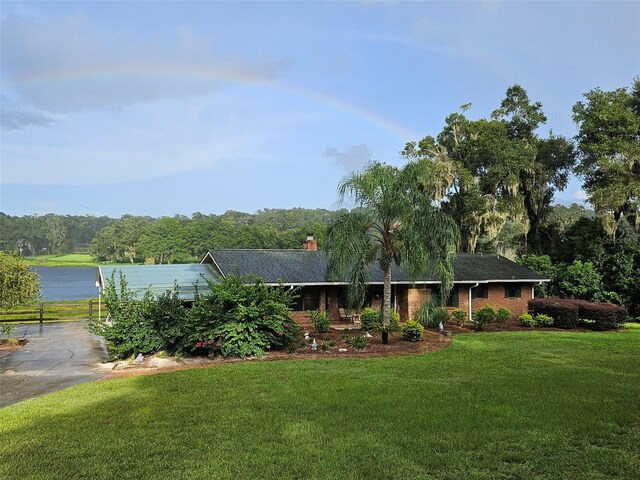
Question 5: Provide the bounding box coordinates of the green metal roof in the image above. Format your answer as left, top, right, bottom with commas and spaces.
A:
98, 264, 219, 301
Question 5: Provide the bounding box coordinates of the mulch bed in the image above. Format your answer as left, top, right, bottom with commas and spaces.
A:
0, 339, 29, 359
104, 330, 452, 379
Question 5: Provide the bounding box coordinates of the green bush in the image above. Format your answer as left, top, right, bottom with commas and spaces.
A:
535, 314, 554, 327
451, 308, 466, 326
519, 313, 536, 328
528, 298, 579, 329
344, 335, 368, 350
89, 272, 163, 358
433, 308, 450, 326
401, 321, 424, 342
307, 310, 330, 333
472, 305, 496, 331
360, 307, 380, 332
91, 273, 300, 359
495, 307, 511, 324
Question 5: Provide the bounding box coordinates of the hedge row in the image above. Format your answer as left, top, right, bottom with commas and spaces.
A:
528, 298, 628, 330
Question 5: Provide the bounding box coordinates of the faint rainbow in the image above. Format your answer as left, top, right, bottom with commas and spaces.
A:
5, 65, 421, 141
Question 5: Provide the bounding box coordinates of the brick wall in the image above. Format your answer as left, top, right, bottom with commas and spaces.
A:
407, 286, 430, 320
470, 283, 533, 319
289, 282, 534, 326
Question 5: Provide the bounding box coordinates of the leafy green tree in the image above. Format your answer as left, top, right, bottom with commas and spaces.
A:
137, 217, 191, 264
573, 78, 640, 236
403, 85, 575, 253
45, 215, 68, 255
556, 217, 608, 266
517, 254, 554, 297
326, 161, 459, 337
0, 252, 41, 310
554, 260, 603, 301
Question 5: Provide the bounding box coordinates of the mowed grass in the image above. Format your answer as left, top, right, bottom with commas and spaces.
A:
1, 329, 639, 480
25, 253, 98, 267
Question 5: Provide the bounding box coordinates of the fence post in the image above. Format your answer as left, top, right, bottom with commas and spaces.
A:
39, 303, 44, 324
89, 300, 93, 320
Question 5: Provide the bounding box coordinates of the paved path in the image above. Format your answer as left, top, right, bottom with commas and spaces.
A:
0, 322, 108, 408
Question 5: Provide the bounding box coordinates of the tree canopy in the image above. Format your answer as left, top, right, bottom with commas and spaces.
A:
573, 78, 640, 236
402, 85, 575, 253
0, 252, 41, 310
326, 161, 459, 329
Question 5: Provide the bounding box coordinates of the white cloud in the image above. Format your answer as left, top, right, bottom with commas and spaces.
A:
571, 190, 589, 202
323, 144, 372, 171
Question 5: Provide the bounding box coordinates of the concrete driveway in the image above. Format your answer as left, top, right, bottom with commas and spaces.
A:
0, 322, 108, 408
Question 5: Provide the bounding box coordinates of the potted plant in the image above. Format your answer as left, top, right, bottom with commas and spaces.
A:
375, 313, 400, 344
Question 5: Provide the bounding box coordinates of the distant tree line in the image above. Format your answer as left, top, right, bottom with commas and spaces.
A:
0, 209, 343, 263
0, 213, 116, 256
89, 209, 343, 264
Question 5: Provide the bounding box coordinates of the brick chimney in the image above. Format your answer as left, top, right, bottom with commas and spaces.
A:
303, 235, 317, 251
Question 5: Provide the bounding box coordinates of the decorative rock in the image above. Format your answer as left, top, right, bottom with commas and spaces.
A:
134, 353, 144, 364
364, 332, 372, 338
338, 348, 348, 353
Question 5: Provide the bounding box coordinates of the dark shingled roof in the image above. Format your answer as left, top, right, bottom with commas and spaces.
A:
203, 250, 547, 285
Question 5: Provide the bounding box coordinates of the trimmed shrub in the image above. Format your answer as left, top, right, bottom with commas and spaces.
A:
529, 297, 628, 330
528, 298, 579, 329
433, 307, 450, 326
519, 313, 536, 328
572, 300, 628, 330
535, 314, 554, 327
401, 321, 424, 342
360, 308, 380, 332
473, 305, 496, 330
495, 307, 511, 324
451, 308, 466, 326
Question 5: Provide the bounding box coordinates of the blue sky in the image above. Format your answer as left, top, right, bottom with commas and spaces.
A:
1, 1, 639, 217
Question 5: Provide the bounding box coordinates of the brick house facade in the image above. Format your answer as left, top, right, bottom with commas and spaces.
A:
202, 241, 547, 326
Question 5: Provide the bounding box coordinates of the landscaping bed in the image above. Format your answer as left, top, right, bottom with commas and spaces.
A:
104, 329, 451, 378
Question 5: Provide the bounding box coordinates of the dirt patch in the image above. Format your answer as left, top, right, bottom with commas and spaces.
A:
103, 330, 452, 380
0, 339, 29, 359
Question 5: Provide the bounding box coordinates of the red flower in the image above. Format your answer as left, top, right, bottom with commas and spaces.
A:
196, 341, 202, 348
216, 342, 222, 348
208, 339, 214, 344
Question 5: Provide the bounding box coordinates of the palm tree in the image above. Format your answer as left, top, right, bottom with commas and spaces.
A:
327, 161, 459, 339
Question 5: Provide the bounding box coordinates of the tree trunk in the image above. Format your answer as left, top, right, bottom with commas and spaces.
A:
383, 264, 392, 325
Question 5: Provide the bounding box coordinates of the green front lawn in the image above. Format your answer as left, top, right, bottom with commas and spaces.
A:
1, 329, 639, 479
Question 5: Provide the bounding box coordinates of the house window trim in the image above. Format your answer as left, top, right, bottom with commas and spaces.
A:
504, 284, 522, 299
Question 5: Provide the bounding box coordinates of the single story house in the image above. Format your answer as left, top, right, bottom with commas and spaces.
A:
95, 236, 547, 324
201, 236, 548, 324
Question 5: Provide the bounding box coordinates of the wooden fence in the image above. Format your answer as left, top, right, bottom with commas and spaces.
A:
0, 300, 107, 324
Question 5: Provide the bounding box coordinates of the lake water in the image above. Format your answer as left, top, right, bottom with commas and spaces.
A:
30, 266, 99, 301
